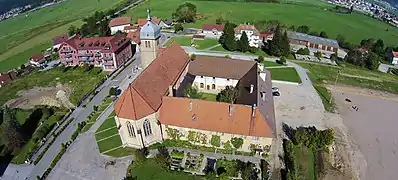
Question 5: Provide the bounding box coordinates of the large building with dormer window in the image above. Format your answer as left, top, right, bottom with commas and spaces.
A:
58, 34, 132, 71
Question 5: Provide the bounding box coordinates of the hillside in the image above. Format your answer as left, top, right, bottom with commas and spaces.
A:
127, 0, 398, 45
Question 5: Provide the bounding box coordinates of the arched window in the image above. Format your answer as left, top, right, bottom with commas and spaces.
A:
126, 122, 136, 137
212, 84, 216, 89
143, 119, 152, 136
200, 83, 204, 88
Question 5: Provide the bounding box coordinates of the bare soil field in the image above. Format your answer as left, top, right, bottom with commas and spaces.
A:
331, 85, 398, 180
5, 83, 74, 109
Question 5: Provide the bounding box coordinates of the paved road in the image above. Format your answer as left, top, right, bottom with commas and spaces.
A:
21, 55, 141, 180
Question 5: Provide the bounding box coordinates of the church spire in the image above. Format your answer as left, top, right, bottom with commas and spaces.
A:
147, 8, 151, 21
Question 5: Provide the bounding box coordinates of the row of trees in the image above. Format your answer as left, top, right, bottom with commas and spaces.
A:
266, 25, 290, 57
68, 11, 111, 37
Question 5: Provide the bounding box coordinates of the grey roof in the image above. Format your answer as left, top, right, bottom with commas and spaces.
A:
140, 9, 161, 40
287, 31, 339, 48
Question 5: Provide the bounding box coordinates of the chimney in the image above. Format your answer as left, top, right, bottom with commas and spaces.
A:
168, 85, 173, 97
252, 104, 257, 117
189, 100, 193, 112
250, 84, 254, 94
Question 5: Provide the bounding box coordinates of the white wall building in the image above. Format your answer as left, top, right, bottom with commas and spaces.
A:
234, 24, 261, 48
193, 76, 239, 94
109, 17, 132, 35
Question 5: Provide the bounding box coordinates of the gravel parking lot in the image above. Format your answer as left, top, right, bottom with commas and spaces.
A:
331, 87, 398, 180
48, 133, 132, 180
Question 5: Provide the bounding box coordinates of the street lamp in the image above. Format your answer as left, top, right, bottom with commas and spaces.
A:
329, 70, 341, 104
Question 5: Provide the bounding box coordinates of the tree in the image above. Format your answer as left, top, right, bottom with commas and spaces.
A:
2, 107, 25, 154
314, 51, 322, 59
68, 25, 77, 36
184, 83, 203, 99
360, 38, 375, 49
20, 64, 26, 69
173, 3, 197, 23
256, 55, 264, 63
154, 146, 170, 169
330, 53, 339, 62
345, 49, 365, 67
223, 141, 233, 152
174, 23, 184, 32
219, 22, 237, 51
309, 31, 318, 36
231, 137, 244, 149
296, 25, 310, 34
109, 87, 117, 96
279, 56, 287, 64
319, 31, 328, 38
296, 48, 310, 55
365, 52, 380, 70
210, 135, 221, 147
190, 53, 196, 61
267, 25, 290, 57
216, 86, 239, 103
98, 19, 111, 37
238, 31, 249, 52
216, 16, 225, 25
372, 39, 385, 57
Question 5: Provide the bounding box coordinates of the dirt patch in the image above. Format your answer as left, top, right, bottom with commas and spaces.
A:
5, 83, 74, 109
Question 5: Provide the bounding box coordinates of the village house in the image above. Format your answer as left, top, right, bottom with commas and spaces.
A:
113, 11, 275, 153
287, 31, 347, 58
201, 24, 224, 36
234, 24, 261, 48
158, 20, 173, 29
58, 34, 132, 71
52, 34, 69, 50
389, 51, 398, 65
29, 53, 46, 67
0, 71, 17, 88
109, 17, 132, 35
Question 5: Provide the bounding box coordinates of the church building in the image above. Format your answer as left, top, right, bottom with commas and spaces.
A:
113, 10, 276, 153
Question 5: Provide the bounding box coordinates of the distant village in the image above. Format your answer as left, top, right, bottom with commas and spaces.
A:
0, 0, 66, 22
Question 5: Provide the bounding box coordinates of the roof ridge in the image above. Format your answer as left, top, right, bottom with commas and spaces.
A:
132, 85, 157, 111
128, 85, 138, 120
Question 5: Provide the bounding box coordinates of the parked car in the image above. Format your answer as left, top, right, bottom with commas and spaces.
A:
272, 87, 280, 96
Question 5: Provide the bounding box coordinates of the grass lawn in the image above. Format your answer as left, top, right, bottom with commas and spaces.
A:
294, 145, 316, 180
194, 39, 219, 50
165, 37, 192, 47
96, 135, 122, 153
297, 62, 398, 94
126, 0, 398, 45
81, 98, 113, 132
0, 43, 50, 72
268, 67, 302, 83
200, 92, 217, 101
104, 147, 136, 157
0, 67, 108, 106
95, 128, 118, 140
313, 85, 335, 112
96, 112, 117, 132
127, 159, 200, 180
263, 60, 283, 67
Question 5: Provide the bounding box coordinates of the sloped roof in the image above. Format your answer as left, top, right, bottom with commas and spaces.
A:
287, 31, 339, 48
202, 24, 224, 31
52, 34, 69, 46
392, 51, 398, 58
60, 34, 130, 53
188, 56, 256, 80
234, 24, 260, 36
30, 54, 45, 62
114, 43, 189, 120
138, 17, 160, 27
109, 17, 131, 27
127, 31, 140, 44
159, 97, 273, 137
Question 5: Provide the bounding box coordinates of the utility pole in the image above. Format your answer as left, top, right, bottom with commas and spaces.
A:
329, 70, 340, 104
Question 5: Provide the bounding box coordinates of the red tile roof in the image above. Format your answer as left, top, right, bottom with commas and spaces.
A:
234, 24, 260, 36
260, 33, 273, 38
138, 17, 160, 27
124, 25, 140, 31
202, 24, 224, 31
0, 71, 16, 85
30, 54, 45, 62
159, 97, 273, 137
52, 34, 69, 46
114, 43, 190, 120
127, 31, 140, 44
60, 34, 130, 53
109, 17, 131, 27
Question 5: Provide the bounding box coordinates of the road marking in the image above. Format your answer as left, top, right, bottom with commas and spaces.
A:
95, 126, 117, 134
97, 134, 119, 142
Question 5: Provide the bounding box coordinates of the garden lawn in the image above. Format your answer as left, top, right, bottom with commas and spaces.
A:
104, 147, 136, 157
126, 0, 398, 45
268, 67, 302, 83
0, 67, 108, 106
297, 62, 398, 94
293, 145, 316, 180
96, 135, 122, 153
95, 128, 118, 140
200, 92, 217, 101
165, 37, 192, 47
194, 39, 219, 50
127, 159, 199, 180
263, 60, 283, 67
96, 112, 117, 132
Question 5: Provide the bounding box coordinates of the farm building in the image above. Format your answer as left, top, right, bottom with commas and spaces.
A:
234, 24, 261, 48
288, 31, 339, 53
201, 24, 224, 36
109, 17, 132, 35
29, 54, 46, 67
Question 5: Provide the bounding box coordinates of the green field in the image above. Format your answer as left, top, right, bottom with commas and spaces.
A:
263, 60, 283, 67
126, 0, 398, 45
200, 92, 217, 101
297, 62, 398, 93
0, 67, 108, 106
268, 67, 302, 83
0, 0, 125, 71
127, 159, 199, 180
